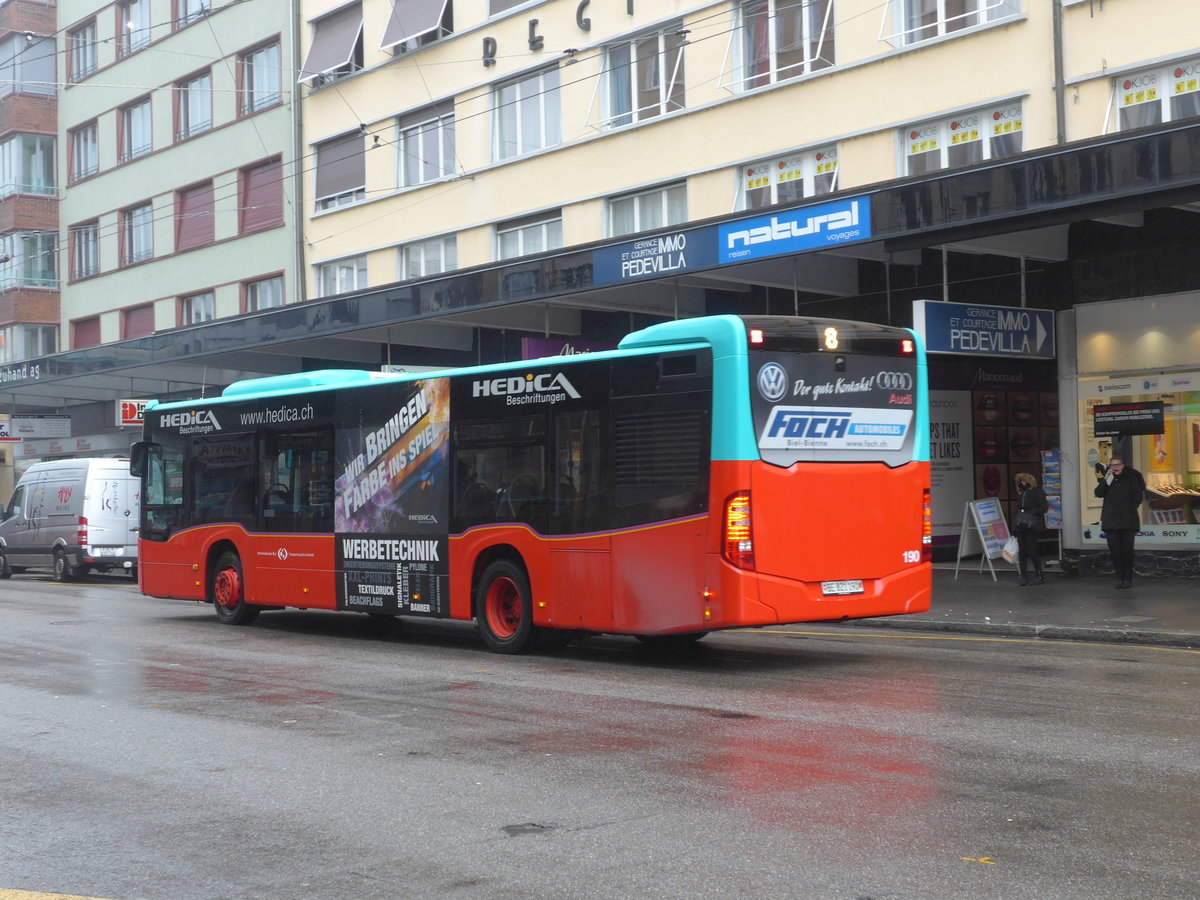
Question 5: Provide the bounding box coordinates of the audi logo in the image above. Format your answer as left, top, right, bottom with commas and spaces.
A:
757, 363, 788, 402
876, 371, 913, 390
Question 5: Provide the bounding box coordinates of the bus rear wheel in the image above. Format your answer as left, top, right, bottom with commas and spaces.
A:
211, 551, 259, 626
476, 559, 536, 654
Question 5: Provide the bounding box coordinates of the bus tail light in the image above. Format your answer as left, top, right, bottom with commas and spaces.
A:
78, 517, 89, 548
921, 489, 932, 562
723, 492, 755, 570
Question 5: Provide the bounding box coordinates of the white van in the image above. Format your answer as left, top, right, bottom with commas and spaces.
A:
0, 458, 140, 580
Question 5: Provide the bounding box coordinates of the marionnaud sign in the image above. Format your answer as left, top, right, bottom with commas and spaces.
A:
718, 195, 872, 263
592, 225, 718, 285
913, 299, 1055, 359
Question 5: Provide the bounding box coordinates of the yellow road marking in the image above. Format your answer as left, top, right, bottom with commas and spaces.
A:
961, 856, 997, 865
729, 628, 1200, 655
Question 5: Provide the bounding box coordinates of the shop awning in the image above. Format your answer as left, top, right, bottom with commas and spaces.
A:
380, 0, 451, 52
299, 2, 363, 83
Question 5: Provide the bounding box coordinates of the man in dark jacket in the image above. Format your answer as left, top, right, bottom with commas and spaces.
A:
1093, 456, 1146, 589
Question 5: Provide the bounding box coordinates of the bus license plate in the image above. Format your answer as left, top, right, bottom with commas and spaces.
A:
821, 579, 863, 596
93, 547, 124, 557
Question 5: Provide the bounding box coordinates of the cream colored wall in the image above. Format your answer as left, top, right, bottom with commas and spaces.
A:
299, 0, 1199, 293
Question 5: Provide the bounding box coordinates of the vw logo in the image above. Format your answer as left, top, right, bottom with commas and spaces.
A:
757, 363, 788, 402
276, 548, 289, 561
876, 371, 913, 390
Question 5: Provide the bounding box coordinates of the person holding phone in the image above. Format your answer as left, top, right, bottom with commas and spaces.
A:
1093, 456, 1146, 589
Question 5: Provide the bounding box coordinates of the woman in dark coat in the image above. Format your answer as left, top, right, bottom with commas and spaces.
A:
1014, 472, 1049, 586
1093, 456, 1146, 589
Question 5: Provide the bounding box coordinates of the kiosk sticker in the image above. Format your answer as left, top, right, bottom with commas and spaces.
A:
334, 378, 451, 616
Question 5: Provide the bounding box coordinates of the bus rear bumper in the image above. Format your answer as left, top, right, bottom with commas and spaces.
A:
707, 560, 932, 627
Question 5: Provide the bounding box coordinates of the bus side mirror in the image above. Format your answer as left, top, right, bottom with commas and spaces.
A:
129, 441, 154, 478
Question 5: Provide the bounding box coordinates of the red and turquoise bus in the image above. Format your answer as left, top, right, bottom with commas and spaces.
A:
131, 315, 931, 652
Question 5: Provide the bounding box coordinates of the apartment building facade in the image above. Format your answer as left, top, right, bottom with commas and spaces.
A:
50, 0, 298, 449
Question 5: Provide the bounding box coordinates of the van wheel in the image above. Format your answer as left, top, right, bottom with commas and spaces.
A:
0, 554, 11, 579
211, 551, 259, 626
475, 559, 536, 654
54, 550, 80, 582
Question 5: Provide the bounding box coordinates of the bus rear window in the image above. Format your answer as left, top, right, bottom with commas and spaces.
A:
748, 349, 918, 467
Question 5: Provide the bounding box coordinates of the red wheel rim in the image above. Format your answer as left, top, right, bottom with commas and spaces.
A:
485, 577, 521, 639
214, 566, 242, 609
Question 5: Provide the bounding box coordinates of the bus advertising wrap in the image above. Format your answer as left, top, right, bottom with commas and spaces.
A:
334, 378, 451, 616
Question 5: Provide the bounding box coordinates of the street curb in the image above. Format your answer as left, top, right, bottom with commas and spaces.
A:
838, 617, 1199, 649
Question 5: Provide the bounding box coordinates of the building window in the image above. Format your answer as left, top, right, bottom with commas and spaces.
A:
239, 41, 282, 114
497, 213, 562, 260
397, 105, 456, 187
181, 291, 215, 324
495, 67, 561, 160
740, 0, 834, 89
0, 34, 55, 98
0, 232, 57, 288
240, 157, 283, 233
176, 71, 213, 141
314, 133, 366, 210
741, 145, 837, 209
892, 0, 1019, 45
316, 257, 366, 297
119, 0, 152, 56
122, 203, 154, 265
70, 123, 99, 181
608, 183, 687, 237
246, 275, 285, 310
605, 23, 686, 127
175, 181, 215, 251
381, 0, 453, 54
71, 222, 100, 279
73, 316, 101, 349
69, 21, 97, 81
903, 101, 1023, 176
0, 324, 56, 364
300, 3, 364, 85
122, 304, 155, 339
1113, 61, 1200, 131
121, 98, 152, 161
399, 235, 457, 279
0, 135, 55, 197
178, 0, 210, 29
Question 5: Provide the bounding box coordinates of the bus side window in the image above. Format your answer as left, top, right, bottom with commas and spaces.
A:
553, 409, 603, 534
261, 431, 333, 533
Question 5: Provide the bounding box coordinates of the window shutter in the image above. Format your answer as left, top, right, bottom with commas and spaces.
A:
123, 304, 155, 338
176, 181, 214, 251
73, 316, 101, 348
241, 158, 283, 233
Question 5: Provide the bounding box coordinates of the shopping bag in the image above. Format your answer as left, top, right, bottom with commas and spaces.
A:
1001, 535, 1019, 565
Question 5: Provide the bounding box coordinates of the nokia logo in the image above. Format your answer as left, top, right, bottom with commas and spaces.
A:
726, 200, 863, 251
473, 372, 581, 399
757, 363, 788, 402
160, 410, 221, 430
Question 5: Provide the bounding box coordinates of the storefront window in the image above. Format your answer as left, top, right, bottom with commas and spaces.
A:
1077, 373, 1200, 546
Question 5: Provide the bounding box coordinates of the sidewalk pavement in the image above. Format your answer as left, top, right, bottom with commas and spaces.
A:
841, 562, 1199, 648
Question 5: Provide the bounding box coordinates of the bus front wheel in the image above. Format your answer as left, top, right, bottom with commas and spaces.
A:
211, 551, 259, 626
476, 559, 535, 654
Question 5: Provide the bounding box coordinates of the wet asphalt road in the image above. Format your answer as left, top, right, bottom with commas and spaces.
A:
1, 575, 1197, 900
